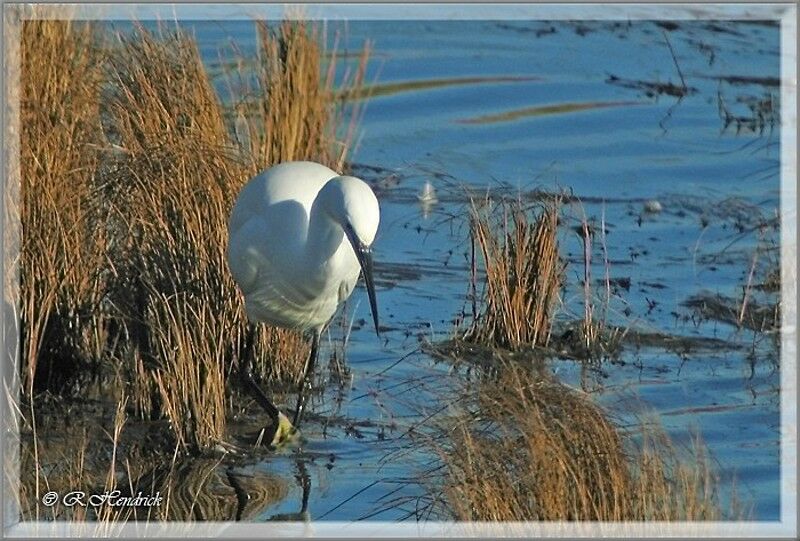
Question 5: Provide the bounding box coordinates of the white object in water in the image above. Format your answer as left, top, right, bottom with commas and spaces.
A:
418, 180, 438, 218
643, 199, 663, 214
227, 160, 381, 445
418, 180, 438, 203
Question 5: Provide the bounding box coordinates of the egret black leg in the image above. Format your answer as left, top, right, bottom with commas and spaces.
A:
292, 329, 321, 427
239, 324, 280, 427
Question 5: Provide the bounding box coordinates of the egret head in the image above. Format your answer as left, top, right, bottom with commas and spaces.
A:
321, 176, 381, 336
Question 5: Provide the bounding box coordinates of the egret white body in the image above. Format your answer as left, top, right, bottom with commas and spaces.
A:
227, 161, 380, 445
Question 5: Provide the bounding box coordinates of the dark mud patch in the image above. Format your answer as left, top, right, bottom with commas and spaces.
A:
682, 292, 779, 333
659, 194, 778, 230
423, 338, 550, 373
606, 73, 697, 98
424, 321, 745, 375
549, 323, 747, 363
698, 74, 781, 87
619, 328, 745, 352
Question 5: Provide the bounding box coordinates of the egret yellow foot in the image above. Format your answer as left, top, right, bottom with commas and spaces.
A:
269, 412, 299, 448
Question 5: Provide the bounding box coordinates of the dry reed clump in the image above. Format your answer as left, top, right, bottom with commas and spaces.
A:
258, 20, 345, 170
14, 14, 368, 454
229, 20, 370, 175
100, 24, 245, 451
630, 424, 726, 521
464, 198, 563, 350
96, 20, 367, 451
17, 17, 109, 396
433, 362, 726, 521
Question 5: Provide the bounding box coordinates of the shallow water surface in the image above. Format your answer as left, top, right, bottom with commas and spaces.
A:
170, 18, 781, 522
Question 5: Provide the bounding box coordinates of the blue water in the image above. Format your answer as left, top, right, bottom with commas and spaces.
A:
112, 18, 782, 522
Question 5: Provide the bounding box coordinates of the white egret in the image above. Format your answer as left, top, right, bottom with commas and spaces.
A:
227, 161, 380, 446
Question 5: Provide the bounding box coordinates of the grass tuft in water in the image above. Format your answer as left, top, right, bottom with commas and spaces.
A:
464, 197, 563, 350
427, 361, 734, 521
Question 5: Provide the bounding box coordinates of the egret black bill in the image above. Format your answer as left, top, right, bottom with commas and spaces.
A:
344, 224, 380, 336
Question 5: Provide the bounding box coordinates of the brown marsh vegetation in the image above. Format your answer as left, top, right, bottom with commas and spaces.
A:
423, 194, 749, 522
14, 16, 367, 447
10, 12, 368, 521
8, 12, 774, 527
426, 360, 733, 521
463, 197, 563, 350
460, 195, 625, 362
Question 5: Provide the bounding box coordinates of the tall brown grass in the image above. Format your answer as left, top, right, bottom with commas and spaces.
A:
12, 18, 112, 524
465, 197, 563, 350
432, 361, 729, 521
101, 20, 367, 451
225, 20, 370, 175
255, 20, 369, 172
14, 15, 369, 453
101, 23, 256, 451
17, 17, 108, 397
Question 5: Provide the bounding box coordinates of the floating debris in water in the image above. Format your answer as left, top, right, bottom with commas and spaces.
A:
374, 173, 400, 192
606, 73, 697, 98
418, 180, 438, 218
418, 180, 438, 203
643, 199, 663, 213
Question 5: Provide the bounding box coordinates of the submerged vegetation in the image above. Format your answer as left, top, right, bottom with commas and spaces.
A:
457, 100, 642, 125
